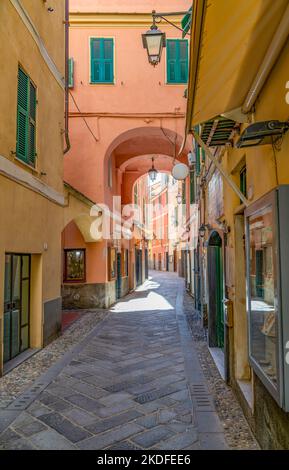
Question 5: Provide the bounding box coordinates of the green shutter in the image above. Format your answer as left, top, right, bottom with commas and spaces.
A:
167, 40, 177, 83
195, 145, 201, 176
167, 39, 188, 84
181, 7, 192, 38
68, 58, 74, 88
16, 68, 36, 167
90, 38, 114, 83
190, 170, 195, 204
16, 68, 29, 161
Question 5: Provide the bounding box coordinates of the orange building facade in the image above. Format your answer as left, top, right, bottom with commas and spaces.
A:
62, 0, 191, 308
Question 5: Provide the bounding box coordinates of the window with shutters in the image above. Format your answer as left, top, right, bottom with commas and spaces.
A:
16, 67, 37, 167
90, 38, 114, 84
68, 58, 74, 88
166, 39, 188, 84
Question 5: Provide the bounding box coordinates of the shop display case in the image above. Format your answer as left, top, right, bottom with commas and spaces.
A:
245, 186, 289, 410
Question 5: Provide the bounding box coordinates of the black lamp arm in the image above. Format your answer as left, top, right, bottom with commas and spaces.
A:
152, 10, 191, 36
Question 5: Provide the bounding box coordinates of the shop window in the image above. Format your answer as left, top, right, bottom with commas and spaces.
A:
64, 249, 85, 282
245, 186, 289, 410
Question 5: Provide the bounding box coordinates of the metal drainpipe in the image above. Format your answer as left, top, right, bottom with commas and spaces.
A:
242, 3, 289, 114
63, 0, 71, 154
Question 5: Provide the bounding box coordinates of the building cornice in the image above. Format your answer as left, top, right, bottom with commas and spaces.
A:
69, 12, 183, 28
0, 155, 65, 206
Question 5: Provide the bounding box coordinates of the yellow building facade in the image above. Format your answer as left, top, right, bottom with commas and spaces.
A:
0, 0, 65, 375
185, 0, 289, 448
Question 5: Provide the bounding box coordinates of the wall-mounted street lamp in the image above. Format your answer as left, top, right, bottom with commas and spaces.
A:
148, 157, 158, 182
142, 16, 166, 67
199, 223, 211, 238
142, 9, 191, 66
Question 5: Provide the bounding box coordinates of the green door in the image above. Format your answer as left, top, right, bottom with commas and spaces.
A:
116, 253, 122, 299
208, 234, 224, 350
4, 254, 30, 363
215, 247, 224, 349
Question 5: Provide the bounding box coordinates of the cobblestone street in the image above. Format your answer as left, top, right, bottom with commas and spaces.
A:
0, 272, 257, 450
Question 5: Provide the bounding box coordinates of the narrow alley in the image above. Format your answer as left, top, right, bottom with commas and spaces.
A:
0, 272, 257, 450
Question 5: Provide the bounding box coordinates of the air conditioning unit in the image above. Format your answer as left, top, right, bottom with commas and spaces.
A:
236, 120, 289, 148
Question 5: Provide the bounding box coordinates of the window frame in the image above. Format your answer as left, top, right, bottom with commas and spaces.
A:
166, 38, 189, 85
89, 37, 115, 85
108, 247, 117, 281
16, 65, 37, 168
63, 249, 86, 283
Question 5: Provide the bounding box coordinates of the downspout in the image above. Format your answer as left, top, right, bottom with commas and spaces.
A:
242, 3, 289, 114
63, 0, 71, 154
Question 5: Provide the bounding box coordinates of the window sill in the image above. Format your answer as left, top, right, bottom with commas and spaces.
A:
237, 379, 254, 410
14, 156, 38, 174
165, 82, 187, 86
89, 82, 115, 85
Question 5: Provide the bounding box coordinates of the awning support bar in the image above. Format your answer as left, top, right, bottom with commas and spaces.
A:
192, 130, 249, 207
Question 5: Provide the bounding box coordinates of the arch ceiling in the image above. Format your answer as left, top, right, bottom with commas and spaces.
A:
105, 126, 191, 171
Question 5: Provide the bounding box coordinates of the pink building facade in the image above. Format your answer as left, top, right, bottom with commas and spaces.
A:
62, 0, 191, 308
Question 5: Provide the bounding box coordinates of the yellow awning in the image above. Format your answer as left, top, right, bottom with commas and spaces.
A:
187, 0, 289, 129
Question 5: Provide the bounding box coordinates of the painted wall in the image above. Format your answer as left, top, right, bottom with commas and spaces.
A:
0, 0, 65, 372
199, 38, 289, 448
64, 0, 191, 286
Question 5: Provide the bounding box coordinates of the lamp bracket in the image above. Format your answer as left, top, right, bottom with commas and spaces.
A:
152, 10, 191, 36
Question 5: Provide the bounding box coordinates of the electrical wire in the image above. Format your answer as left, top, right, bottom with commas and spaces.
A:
69, 91, 99, 143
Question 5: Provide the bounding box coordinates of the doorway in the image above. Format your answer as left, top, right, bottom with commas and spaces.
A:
158, 253, 162, 271
116, 252, 122, 299
4, 254, 31, 363
165, 252, 169, 271
173, 249, 177, 272
207, 232, 224, 349
145, 249, 149, 279
135, 249, 142, 286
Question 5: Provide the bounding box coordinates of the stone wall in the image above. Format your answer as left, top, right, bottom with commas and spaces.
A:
62, 281, 117, 310
253, 374, 289, 449
43, 297, 62, 346
121, 276, 129, 298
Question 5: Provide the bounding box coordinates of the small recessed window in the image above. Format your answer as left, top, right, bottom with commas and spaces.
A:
64, 249, 86, 282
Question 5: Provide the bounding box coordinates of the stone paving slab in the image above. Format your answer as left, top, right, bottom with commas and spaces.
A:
0, 271, 239, 450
